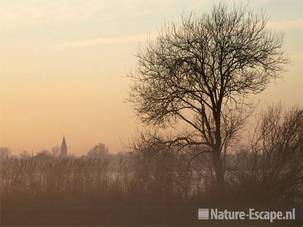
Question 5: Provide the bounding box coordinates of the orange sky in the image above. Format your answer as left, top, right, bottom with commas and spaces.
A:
0, 0, 302, 155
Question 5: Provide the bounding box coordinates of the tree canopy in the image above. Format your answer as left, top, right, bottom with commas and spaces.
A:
129, 3, 286, 187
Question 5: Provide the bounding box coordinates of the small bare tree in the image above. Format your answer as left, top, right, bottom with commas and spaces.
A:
129, 3, 286, 189
232, 105, 303, 205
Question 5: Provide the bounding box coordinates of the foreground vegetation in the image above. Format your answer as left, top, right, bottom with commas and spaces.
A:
1, 106, 302, 225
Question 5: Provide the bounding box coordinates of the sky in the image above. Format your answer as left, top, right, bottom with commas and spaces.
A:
0, 0, 302, 155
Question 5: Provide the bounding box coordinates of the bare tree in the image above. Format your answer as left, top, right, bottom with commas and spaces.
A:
129, 3, 286, 189
231, 105, 303, 205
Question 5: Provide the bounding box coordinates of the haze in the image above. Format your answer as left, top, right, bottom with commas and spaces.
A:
0, 0, 302, 155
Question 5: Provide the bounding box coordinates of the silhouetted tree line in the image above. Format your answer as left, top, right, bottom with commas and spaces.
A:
1, 106, 302, 209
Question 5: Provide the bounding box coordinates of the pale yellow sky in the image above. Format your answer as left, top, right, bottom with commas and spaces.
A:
0, 0, 302, 155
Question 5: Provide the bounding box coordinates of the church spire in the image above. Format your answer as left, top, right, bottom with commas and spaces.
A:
60, 136, 68, 158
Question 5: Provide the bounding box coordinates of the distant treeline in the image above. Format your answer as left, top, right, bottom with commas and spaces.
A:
0, 106, 302, 225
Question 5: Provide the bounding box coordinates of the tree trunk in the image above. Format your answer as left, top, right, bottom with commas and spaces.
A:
213, 150, 225, 191
213, 110, 225, 191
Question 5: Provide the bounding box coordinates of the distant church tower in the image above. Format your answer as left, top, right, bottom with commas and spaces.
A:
60, 136, 68, 158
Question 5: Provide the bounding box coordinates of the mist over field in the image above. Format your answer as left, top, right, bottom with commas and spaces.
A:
0, 0, 302, 226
